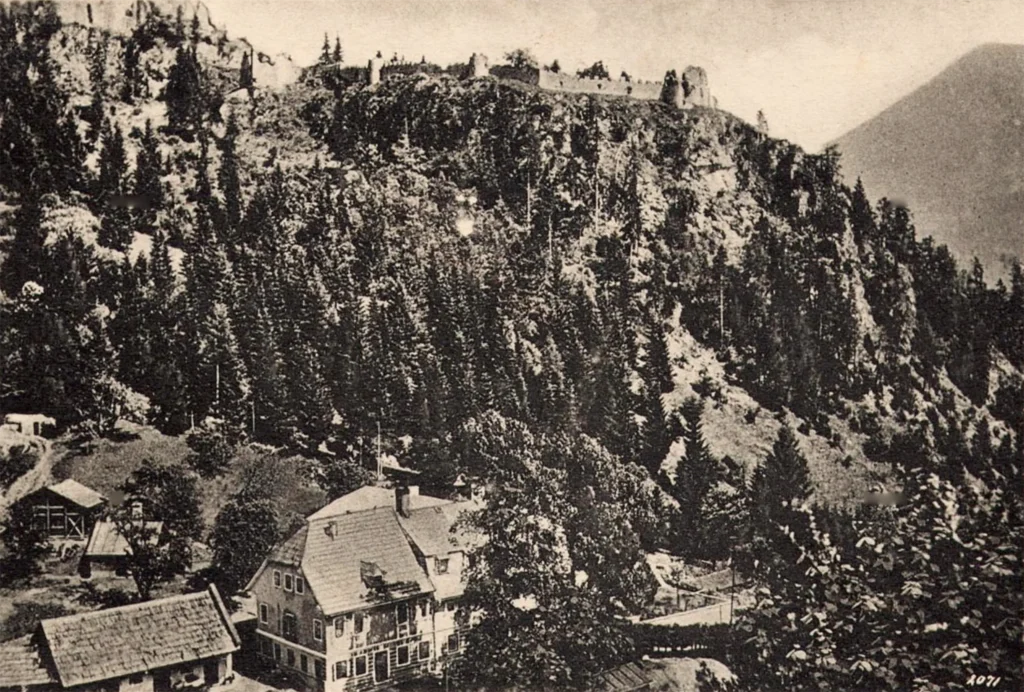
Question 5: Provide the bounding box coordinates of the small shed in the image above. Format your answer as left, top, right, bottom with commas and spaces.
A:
3, 413, 56, 437
25, 479, 107, 540
82, 520, 163, 575
595, 662, 654, 692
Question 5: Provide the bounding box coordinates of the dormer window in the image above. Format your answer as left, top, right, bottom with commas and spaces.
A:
435, 557, 449, 575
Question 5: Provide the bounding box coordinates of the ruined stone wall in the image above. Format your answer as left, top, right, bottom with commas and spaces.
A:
536, 70, 662, 100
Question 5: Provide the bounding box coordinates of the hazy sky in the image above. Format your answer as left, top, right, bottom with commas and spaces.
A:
208, 0, 1024, 151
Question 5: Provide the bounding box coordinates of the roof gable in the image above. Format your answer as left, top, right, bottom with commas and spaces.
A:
41, 585, 239, 687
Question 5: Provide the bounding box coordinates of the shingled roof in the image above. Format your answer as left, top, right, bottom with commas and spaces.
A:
0, 634, 56, 687
40, 585, 239, 688
398, 502, 483, 556
298, 509, 435, 616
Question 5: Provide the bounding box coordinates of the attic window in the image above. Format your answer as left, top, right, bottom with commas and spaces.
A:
273, 570, 281, 588
259, 603, 268, 624
295, 576, 305, 594
313, 618, 323, 641
354, 613, 364, 634
435, 557, 450, 575
284, 574, 293, 592
397, 603, 408, 624
334, 617, 344, 637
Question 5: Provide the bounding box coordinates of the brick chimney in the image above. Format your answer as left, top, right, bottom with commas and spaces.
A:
395, 485, 411, 517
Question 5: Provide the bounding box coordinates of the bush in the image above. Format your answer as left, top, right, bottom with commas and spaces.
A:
0, 601, 69, 639
0, 444, 37, 490
186, 420, 243, 478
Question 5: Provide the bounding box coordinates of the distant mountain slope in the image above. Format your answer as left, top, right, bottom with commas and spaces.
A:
832, 43, 1024, 280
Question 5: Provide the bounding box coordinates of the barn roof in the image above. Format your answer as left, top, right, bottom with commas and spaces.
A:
40, 585, 239, 688
46, 479, 107, 510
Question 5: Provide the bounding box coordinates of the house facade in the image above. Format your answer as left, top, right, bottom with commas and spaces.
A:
0, 585, 239, 692
245, 485, 479, 691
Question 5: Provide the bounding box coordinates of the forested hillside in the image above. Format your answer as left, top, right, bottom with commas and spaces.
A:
0, 3, 1021, 690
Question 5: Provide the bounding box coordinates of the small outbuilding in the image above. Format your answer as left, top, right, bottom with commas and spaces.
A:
81, 519, 163, 576
23, 479, 107, 540
2, 413, 56, 437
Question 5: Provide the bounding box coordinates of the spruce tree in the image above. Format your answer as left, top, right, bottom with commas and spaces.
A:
166, 47, 203, 133
671, 397, 719, 556
134, 119, 163, 230
332, 36, 343, 63
218, 112, 243, 234
749, 424, 812, 528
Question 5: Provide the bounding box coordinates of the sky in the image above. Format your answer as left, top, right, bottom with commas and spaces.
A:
207, 0, 1024, 151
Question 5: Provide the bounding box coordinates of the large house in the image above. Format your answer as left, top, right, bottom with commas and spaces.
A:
0, 584, 240, 691
245, 484, 481, 691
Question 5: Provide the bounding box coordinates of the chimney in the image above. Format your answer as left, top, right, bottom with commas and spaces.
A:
395, 485, 411, 517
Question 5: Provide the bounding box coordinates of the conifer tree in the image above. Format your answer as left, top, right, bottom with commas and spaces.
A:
320, 33, 330, 64
134, 119, 163, 230
670, 397, 719, 556
749, 424, 812, 528
332, 36, 343, 63
218, 112, 243, 234
1, 187, 46, 298
166, 47, 203, 133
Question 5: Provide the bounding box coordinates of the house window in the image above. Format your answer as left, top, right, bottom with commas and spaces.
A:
283, 612, 297, 641
315, 660, 326, 680
261, 637, 272, 656
448, 633, 460, 651
418, 640, 430, 660
259, 603, 268, 624
284, 573, 294, 592
273, 570, 282, 588
296, 576, 305, 594
435, 557, 449, 574
273, 642, 281, 661
397, 645, 409, 666
419, 601, 428, 617
355, 655, 367, 676
128, 673, 144, 685
334, 617, 344, 637
286, 648, 295, 667
334, 660, 348, 678
397, 602, 408, 624
313, 618, 323, 641
300, 654, 308, 673
354, 613, 364, 634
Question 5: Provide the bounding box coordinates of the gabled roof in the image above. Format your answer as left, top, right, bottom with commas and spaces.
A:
40, 585, 239, 688
0, 634, 56, 687
45, 479, 107, 510
298, 509, 434, 616
307, 485, 448, 521
84, 521, 163, 558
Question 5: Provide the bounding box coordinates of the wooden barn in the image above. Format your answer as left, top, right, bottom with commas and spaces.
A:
23, 479, 107, 540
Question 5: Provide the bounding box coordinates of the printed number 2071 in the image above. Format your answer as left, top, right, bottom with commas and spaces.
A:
966, 675, 1002, 688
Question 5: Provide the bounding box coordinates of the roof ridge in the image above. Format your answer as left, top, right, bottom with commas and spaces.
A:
41, 588, 211, 629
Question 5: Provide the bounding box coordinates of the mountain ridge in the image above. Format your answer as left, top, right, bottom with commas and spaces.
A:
832, 42, 1024, 281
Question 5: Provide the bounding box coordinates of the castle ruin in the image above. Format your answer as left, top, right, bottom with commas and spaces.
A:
364, 52, 714, 110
